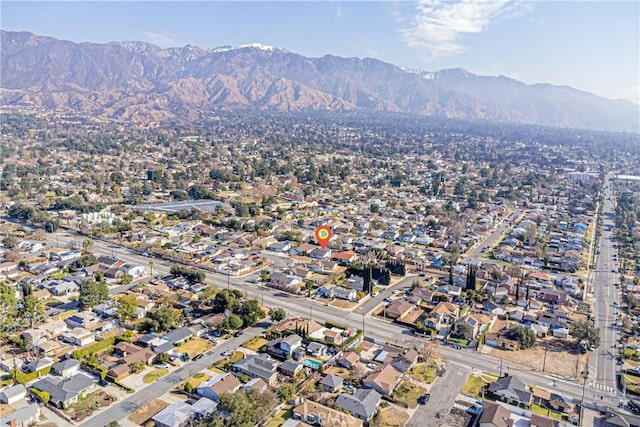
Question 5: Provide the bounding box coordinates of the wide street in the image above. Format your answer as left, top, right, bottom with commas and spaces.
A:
590, 174, 622, 393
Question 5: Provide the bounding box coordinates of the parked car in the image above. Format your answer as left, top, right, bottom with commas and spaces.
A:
371, 292, 379, 297
221, 350, 232, 357
366, 363, 377, 369
418, 394, 430, 404
233, 330, 243, 337
384, 297, 393, 303
193, 354, 204, 361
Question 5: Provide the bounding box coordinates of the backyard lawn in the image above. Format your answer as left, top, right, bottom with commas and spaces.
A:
177, 338, 213, 358
392, 381, 427, 409
265, 407, 292, 427
143, 368, 169, 384
461, 373, 496, 398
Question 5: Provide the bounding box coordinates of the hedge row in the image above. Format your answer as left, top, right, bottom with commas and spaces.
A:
325, 320, 348, 330
71, 337, 116, 360
12, 366, 51, 385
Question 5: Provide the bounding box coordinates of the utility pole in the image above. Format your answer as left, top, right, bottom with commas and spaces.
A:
542, 342, 547, 372
579, 368, 588, 427
499, 359, 503, 377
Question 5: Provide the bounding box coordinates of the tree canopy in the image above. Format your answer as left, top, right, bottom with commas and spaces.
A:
79, 279, 109, 310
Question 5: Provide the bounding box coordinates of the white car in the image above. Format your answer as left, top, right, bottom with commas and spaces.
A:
371, 292, 379, 297
367, 363, 377, 369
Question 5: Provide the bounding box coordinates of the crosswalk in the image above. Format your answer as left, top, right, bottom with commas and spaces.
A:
592, 382, 616, 393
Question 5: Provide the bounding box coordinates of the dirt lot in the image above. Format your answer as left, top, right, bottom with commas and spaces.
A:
330, 299, 358, 309
489, 337, 588, 379
489, 318, 511, 333
373, 407, 410, 427
128, 399, 169, 425
177, 338, 213, 358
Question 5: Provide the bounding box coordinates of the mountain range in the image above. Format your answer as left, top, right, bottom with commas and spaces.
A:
1, 30, 638, 132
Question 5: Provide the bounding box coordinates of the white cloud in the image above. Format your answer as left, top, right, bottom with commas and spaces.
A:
142, 31, 179, 48
399, 0, 532, 57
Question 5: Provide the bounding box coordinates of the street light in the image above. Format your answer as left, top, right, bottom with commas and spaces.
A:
579, 369, 588, 427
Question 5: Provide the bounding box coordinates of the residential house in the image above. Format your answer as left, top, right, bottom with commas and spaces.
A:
600, 412, 640, 427
270, 272, 303, 290
163, 327, 194, 346
44, 280, 79, 296
478, 401, 515, 427
0, 402, 40, 427
306, 342, 328, 357
196, 373, 241, 401
242, 378, 268, 392
409, 287, 434, 304
65, 312, 100, 330
391, 349, 419, 373
22, 357, 55, 374
51, 359, 81, 378
152, 399, 215, 427
318, 374, 343, 393
31, 373, 96, 408
292, 399, 362, 427
487, 374, 532, 408
323, 329, 344, 345
332, 250, 357, 266
334, 286, 357, 301
232, 354, 279, 386
454, 313, 493, 340
484, 331, 520, 351
309, 248, 332, 259
337, 352, 360, 369
0, 384, 26, 404
362, 365, 402, 396
61, 328, 95, 347
334, 388, 381, 422
533, 389, 575, 415
426, 302, 459, 330
279, 360, 303, 377
384, 300, 415, 320
266, 334, 303, 359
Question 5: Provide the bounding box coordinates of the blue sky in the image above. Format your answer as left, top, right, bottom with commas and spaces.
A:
2, 1, 639, 104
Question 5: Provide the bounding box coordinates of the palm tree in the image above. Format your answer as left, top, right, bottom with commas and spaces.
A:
148, 260, 154, 276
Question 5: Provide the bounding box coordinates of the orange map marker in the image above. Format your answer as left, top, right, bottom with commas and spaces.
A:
315, 226, 332, 249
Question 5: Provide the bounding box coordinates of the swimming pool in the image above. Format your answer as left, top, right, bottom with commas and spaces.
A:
302, 358, 323, 369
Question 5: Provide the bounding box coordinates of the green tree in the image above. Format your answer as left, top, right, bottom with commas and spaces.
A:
2, 236, 17, 249
236, 299, 264, 327
154, 352, 170, 364
260, 270, 271, 282
510, 324, 536, 349
213, 290, 241, 314
116, 294, 138, 324
277, 383, 296, 402
455, 323, 473, 340
0, 285, 18, 336
79, 279, 109, 310
570, 320, 600, 349
148, 306, 179, 332
198, 389, 277, 427
269, 307, 286, 324
19, 295, 44, 328
225, 314, 243, 331
118, 273, 133, 285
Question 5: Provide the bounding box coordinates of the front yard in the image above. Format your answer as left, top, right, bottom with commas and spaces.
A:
243, 336, 269, 351
66, 390, 115, 422
177, 337, 213, 358
392, 381, 427, 409
127, 399, 169, 425
143, 368, 169, 384
372, 406, 411, 427
214, 351, 245, 370
185, 372, 212, 391
461, 373, 497, 398
410, 363, 437, 384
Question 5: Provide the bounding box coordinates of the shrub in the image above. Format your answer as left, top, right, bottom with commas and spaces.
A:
30, 388, 50, 403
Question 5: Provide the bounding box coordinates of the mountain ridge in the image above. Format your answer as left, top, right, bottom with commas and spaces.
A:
1, 30, 638, 132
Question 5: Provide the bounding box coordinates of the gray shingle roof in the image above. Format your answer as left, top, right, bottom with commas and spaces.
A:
335, 388, 380, 419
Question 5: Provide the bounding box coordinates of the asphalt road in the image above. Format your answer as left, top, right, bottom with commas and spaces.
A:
590, 174, 622, 393
407, 364, 473, 427
465, 208, 522, 260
